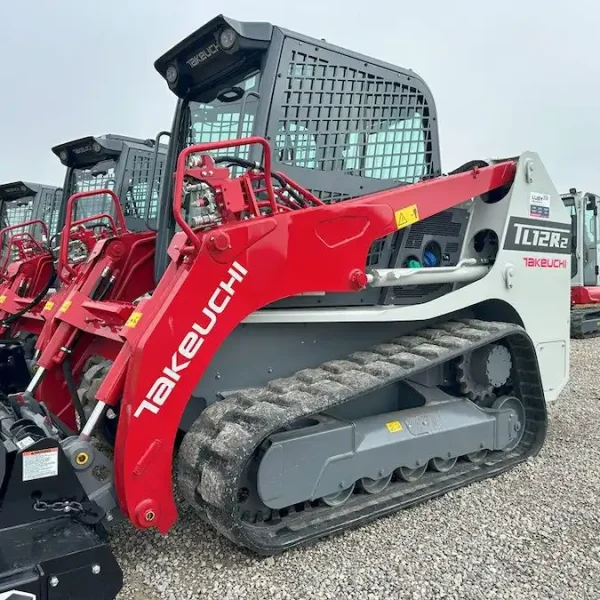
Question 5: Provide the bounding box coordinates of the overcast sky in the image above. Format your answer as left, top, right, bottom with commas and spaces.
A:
1, 0, 598, 194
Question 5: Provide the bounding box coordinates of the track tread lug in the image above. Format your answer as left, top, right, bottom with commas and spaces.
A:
330, 369, 382, 392
320, 360, 359, 374
387, 351, 428, 369
346, 351, 382, 365
361, 360, 402, 378
296, 368, 331, 384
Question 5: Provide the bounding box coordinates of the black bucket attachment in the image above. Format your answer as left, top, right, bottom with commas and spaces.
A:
0, 518, 122, 599
0, 396, 123, 599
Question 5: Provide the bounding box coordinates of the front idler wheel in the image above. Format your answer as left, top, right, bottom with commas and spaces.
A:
493, 395, 526, 451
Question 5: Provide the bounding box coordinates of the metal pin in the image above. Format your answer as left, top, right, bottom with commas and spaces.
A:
80, 402, 107, 441
26, 366, 45, 393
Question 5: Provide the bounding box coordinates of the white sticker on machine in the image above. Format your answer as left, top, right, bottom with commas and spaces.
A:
0, 590, 36, 599
16, 436, 36, 451
22, 447, 58, 482
529, 191, 551, 219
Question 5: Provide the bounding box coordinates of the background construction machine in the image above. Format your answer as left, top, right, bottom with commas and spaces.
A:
0, 181, 62, 247
0, 133, 167, 391
562, 188, 600, 337
52, 133, 168, 235
0, 16, 570, 600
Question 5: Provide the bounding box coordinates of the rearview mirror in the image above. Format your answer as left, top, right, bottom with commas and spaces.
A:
586, 194, 597, 211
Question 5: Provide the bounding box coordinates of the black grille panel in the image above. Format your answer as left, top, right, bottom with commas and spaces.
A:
380, 208, 470, 306
125, 153, 166, 221
4, 201, 33, 227
39, 188, 62, 237
392, 284, 446, 298
445, 242, 459, 254
310, 189, 351, 203
70, 166, 117, 222
275, 50, 434, 183
367, 238, 386, 266
405, 212, 463, 249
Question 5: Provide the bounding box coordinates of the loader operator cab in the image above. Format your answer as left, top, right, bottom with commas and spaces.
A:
52, 133, 168, 232
153, 14, 469, 308
51, 133, 168, 263
561, 189, 600, 287
0, 181, 62, 265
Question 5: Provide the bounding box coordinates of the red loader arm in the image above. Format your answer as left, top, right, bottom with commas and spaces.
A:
0, 219, 49, 277
91, 137, 517, 533
56, 188, 127, 283
33, 189, 156, 429
0, 219, 54, 337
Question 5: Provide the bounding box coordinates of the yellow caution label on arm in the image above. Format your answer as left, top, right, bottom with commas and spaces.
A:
59, 300, 72, 313
125, 311, 142, 328
0, 295, 6, 305
43, 300, 55, 312
386, 420, 403, 433
394, 204, 420, 230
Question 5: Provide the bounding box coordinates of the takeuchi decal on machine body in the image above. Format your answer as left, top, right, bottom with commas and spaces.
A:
134, 261, 247, 418
522, 257, 568, 269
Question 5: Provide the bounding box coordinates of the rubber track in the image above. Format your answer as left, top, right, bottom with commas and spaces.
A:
178, 318, 547, 554
570, 306, 600, 339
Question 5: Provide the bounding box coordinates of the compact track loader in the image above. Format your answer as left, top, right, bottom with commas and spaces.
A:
0, 181, 62, 240
0, 182, 63, 391
562, 188, 600, 337
0, 16, 570, 600
0, 134, 167, 393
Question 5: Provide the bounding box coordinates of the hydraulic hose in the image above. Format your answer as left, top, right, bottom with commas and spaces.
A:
0, 258, 56, 328
446, 159, 513, 204
62, 357, 87, 431
213, 156, 309, 207
446, 160, 490, 175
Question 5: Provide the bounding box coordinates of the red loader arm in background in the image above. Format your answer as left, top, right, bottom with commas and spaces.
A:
0, 219, 49, 275
34, 188, 129, 349
56, 188, 127, 284
33, 189, 157, 429
0, 219, 53, 337
0, 188, 127, 343
89, 137, 517, 534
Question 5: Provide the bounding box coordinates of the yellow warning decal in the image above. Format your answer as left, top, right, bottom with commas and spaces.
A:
0, 295, 6, 305
59, 300, 72, 313
125, 311, 142, 328
43, 300, 55, 311
386, 420, 403, 433
394, 204, 420, 230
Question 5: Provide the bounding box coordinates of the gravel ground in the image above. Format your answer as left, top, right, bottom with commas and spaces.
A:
112, 338, 600, 600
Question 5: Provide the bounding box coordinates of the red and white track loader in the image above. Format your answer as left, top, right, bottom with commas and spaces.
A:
0, 16, 570, 600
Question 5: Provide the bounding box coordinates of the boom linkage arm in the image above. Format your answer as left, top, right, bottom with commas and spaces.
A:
0, 219, 49, 279
58, 189, 128, 283
89, 137, 517, 534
